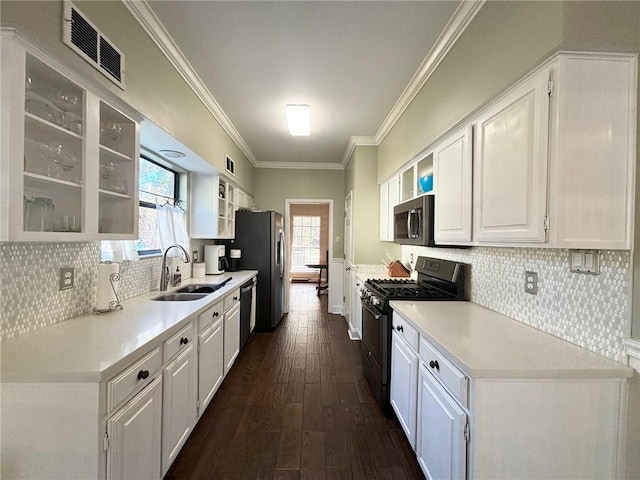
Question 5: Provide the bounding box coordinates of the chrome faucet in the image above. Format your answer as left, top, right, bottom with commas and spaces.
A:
160, 245, 191, 291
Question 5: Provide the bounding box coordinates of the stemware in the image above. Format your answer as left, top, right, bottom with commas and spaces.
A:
99, 161, 115, 190
101, 121, 122, 143
50, 89, 79, 130
54, 149, 78, 182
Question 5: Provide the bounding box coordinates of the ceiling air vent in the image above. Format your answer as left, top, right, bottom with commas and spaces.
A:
62, 1, 125, 89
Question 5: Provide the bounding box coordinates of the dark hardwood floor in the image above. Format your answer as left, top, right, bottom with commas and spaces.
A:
165, 283, 424, 480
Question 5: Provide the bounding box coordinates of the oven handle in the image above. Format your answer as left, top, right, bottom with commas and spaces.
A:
362, 299, 382, 320
407, 210, 413, 239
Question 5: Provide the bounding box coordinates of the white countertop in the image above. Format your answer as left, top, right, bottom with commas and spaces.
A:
390, 300, 633, 379
1, 271, 257, 383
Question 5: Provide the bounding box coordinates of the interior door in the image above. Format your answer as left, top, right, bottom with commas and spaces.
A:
343, 192, 353, 321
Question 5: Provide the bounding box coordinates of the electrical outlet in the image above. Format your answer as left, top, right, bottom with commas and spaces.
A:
525, 271, 538, 295
59, 267, 74, 290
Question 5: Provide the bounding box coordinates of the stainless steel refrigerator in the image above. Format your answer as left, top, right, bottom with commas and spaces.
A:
232, 211, 285, 331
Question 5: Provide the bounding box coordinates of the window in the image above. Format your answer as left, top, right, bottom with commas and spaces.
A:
291, 215, 321, 272
136, 156, 178, 255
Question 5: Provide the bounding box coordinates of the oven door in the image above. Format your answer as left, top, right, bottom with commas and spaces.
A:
361, 299, 391, 408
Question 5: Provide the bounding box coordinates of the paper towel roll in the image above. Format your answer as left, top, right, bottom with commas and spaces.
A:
96, 263, 120, 311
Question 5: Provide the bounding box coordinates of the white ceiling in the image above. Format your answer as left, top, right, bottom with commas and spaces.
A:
143, 1, 463, 168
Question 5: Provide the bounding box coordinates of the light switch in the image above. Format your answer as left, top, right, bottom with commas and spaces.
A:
571, 251, 583, 268
570, 249, 599, 275
584, 253, 594, 269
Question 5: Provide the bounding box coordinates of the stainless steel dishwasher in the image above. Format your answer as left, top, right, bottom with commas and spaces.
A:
240, 278, 255, 349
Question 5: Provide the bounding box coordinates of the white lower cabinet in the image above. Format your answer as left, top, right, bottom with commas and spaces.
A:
224, 302, 241, 375
198, 317, 224, 415
106, 376, 163, 480
390, 329, 419, 449
161, 343, 197, 476
417, 363, 467, 480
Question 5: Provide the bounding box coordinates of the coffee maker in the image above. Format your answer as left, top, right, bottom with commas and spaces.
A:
204, 245, 229, 274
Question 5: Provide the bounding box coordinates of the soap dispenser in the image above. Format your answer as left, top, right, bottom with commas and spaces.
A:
172, 266, 182, 286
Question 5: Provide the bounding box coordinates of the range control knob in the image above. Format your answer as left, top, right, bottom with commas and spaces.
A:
370, 295, 381, 306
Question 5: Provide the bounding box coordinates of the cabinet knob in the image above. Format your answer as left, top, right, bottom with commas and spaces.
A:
213, 312, 219, 317
429, 360, 440, 371
137, 370, 150, 380
180, 337, 189, 345
396, 325, 403, 332
233, 296, 239, 301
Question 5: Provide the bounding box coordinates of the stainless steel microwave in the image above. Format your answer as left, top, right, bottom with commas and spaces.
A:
393, 195, 435, 246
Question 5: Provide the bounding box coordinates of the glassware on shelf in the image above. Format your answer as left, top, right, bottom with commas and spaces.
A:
25, 91, 56, 124
110, 174, 128, 194
101, 121, 122, 143
24, 138, 49, 176
52, 147, 78, 183
50, 89, 79, 130
54, 214, 80, 232
99, 160, 115, 190
25, 196, 55, 232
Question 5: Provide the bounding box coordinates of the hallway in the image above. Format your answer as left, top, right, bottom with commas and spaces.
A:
165, 283, 424, 479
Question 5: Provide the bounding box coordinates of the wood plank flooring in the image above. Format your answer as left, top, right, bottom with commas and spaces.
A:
165, 283, 424, 480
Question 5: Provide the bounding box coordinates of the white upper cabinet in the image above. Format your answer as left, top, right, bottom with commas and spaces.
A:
547, 53, 637, 249
0, 35, 140, 242
379, 175, 400, 241
473, 67, 551, 243
190, 174, 251, 239
434, 125, 473, 244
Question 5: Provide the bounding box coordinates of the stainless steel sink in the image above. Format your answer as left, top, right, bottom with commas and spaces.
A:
152, 292, 210, 301
174, 284, 217, 294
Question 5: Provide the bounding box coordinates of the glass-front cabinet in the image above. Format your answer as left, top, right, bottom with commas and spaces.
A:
0, 35, 140, 241
98, 101, 138, 237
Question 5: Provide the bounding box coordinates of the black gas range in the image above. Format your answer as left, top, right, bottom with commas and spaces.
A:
360, 256, 468, 410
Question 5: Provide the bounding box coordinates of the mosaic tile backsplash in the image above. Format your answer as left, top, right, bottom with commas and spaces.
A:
0, 241, 632, 364
401, 245, 631, 363
0, 242, 192, 341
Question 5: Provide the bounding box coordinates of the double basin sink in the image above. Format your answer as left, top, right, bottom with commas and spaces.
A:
152, 277, 232, 301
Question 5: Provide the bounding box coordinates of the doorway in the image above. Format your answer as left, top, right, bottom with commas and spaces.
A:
284, 199, 333, 313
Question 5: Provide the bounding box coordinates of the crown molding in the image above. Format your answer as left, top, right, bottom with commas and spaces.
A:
374, 0, 485, 144
255, 161, 344, 171
123, 0, 258, 167
341, 136, 378, 169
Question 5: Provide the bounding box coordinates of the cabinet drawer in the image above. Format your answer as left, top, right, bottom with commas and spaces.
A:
163, 322, 195, 363
224, 288, 240, 312
419, 337, 467, 407
199, 300, 223, 332
392, 312, 419, 352
107, 347, 161, 413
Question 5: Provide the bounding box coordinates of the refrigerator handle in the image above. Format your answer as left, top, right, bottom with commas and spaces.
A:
278, 229, 285, 278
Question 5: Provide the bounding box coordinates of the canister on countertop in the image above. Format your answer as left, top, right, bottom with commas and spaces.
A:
192, 262, 206, 278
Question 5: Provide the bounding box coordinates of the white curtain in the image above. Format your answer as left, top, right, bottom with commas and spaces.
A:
100, 240, 139, 263
157, 202, 190, 256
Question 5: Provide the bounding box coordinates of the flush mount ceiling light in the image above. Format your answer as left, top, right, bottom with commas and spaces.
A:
285, 104, 310, 136
159, 149, 186, 159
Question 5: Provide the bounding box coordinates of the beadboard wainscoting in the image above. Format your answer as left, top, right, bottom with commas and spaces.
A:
402, 246, 631, 363
0, 242, 196, 341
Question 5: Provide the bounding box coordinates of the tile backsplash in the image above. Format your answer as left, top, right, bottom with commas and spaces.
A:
1, 241, 632, 364
0, 242, 193, 341
401, 245, 631, 363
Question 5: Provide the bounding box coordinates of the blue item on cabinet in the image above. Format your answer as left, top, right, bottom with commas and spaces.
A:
419, 173, 433, 193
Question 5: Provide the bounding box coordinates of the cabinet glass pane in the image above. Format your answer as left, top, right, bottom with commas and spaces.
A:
98, 101, 136, 234
417, 153, 433, 195
401, 166, 414, 202
23, 54, 85, 235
